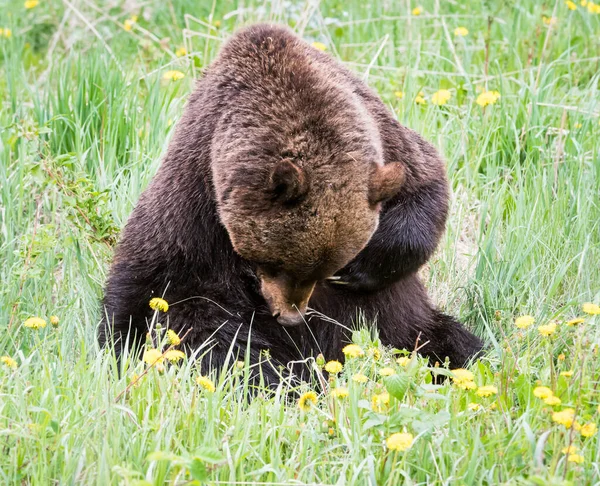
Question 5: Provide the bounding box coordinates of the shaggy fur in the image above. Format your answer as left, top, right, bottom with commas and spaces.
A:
99, 24, 483, 384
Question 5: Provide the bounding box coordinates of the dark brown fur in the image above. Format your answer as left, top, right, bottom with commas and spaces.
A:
99, 24, 483, 384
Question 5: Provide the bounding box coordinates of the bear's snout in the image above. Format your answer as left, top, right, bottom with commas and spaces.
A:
258, 271, 316, 327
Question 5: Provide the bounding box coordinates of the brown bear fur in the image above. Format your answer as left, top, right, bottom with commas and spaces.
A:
99, 23, 483, 384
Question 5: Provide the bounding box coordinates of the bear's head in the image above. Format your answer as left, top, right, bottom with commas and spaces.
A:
212, 138, 405, 326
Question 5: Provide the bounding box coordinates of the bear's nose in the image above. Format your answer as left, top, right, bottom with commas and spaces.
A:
276, 311, 305, 327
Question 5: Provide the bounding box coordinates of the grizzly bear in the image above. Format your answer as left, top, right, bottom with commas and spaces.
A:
99, 23, 483, 384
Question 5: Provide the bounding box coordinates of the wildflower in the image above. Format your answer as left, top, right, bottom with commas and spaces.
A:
352, 373, 369, 383
24, 0, 39, 9
164, 349, 185, 363
367, 347, 381, 361
476, 385, 498, 397
544, 396, 562, 406
397, 356, 411, 367
552, 408, 576, 428
451, 369, 474, 382
0, 28, 12, 38
580, 423, 597, 437
476, 90, 501, 107
533, 386, 554, 399
568, 454, 584, 464
324, 360, 343, 374
149, 297, 169, 312
1, 356, 18, 369
236, 360, 245, 369
175, 46, 187, 57
538, 322, 557, 337
342, 344, 364, 358
454, 27, 469, 37
468, 403, 481, 411
582, 303, 600, 315
331, 387, 349, 399
130, 373, 142, 387
562, 445, 578, 454
588, 1, 600, 13
50, 315, 59, 327
566, 317, 585, 326
558, 353, 566, 361
372, 392, 390, 411
431, 89, 452, 106
311, 41, 327, 51
394, 91, 404, 99
412, 7, 422, 16
123, 18, 136, 32
166, 329, 181, 345
196, 375, 216, 392
162, 70, 185, 82
415, 93, 426, 105
379, 367, 396, 377
515, 315, 534, 329
24, 317, 47, 329
560, 371, 573, 377
386, 432, 414, 451
298, 391, 318, 411
565, 0, 577, 9
143, 349, 164, 366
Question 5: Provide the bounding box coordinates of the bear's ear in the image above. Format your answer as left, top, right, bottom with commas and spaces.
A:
368, 162, 406, 205
268, 160, 308, 203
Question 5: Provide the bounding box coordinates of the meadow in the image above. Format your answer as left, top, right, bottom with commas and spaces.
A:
1, 0, 600, 484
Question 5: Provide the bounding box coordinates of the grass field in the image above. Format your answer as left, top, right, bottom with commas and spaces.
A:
1, 0, 600, 484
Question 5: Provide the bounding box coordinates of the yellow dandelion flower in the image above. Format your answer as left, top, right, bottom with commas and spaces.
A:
588, 2, 600, 13
476, 385, 498, 397
352, 373, 369, 383
562, 445, 578, 454
149, 297, 169, 312
412, 7, 422, 16
533, 386, 554, 399
565, 0, 577, 9
566, 317, 585, 326
324, 360, 343, 374
394, 91, 404, 99
415, 94, 426, 105
342, 344, 364, 358
451, 369, 474, 382
386, 432, 413, 451
0, 28, 12, 38
458, 380, 477, 390
372, 392, 390, 411
397, 356, 411, 367
368, 347, 381, 361
24, 0, 39, 9
311, 41, 327, 51
552, 408, 576, 428
560, 371, 573, 377
568, 454, 584, 464
164, 349, 185, 363
50, 315, 59, 327
580, 422, 597, 437
331, 386, 349, 399
544, 396, 562, 406
582, 303, 600, 315
379, 367, 396, 377
538, 322, 557, 337
558, 353, 566, 361
1, 356, 18, 369
143, 349, 164, 366
123, 18, 136, 31
162, 70, 185, 82
166, 329, 181, 345
196, 375, 216, 392
24, 317, 47, 329
454, 27, 469, 37
476, 90, 501, 107
298, 391, 318, 411
515, 315, 534, 328
175, 46, 187, 57
130, 373, 142, 387
431, 89, 452, 106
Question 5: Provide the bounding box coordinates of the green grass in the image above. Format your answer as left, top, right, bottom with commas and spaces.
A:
1, 0, 600, 484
